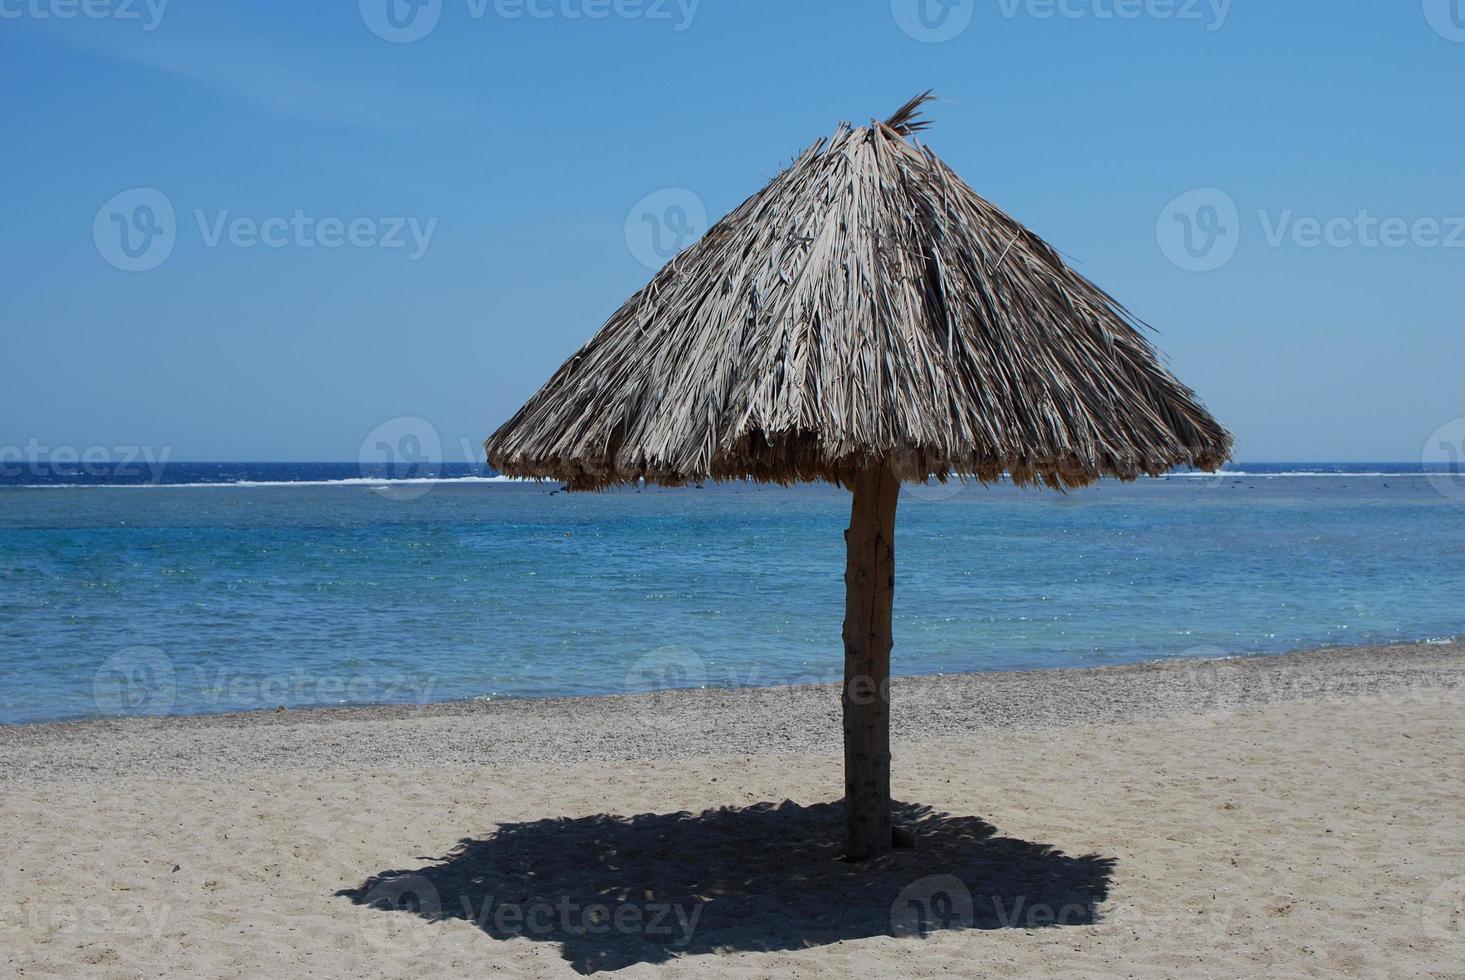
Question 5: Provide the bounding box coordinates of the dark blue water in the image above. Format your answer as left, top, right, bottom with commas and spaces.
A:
0, 460, 494, 488
0, 459, 1450, 487
1, 465, 1461, 725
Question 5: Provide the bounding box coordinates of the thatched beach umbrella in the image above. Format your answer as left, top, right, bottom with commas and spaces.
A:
485, 93, 1231, 861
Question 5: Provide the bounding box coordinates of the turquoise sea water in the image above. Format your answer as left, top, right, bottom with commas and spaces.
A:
1, 466, 1461, 725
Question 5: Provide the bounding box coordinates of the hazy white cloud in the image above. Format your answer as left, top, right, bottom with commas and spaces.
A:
31, 20, 457, 131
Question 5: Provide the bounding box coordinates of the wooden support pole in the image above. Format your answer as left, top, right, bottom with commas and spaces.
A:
842, 461, 900, 862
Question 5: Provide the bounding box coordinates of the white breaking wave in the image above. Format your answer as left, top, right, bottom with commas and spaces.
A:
11, 470, 1446, 489
17, 476, 534, 490
1169, 471, 1435, 479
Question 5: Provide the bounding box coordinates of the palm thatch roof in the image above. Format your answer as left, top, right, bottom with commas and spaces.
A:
486, 93, 1231, 491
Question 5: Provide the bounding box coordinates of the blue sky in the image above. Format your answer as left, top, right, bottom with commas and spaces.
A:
3, 0, 1462, 464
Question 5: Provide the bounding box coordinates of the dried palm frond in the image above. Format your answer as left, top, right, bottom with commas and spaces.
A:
486, 94, 1232, 491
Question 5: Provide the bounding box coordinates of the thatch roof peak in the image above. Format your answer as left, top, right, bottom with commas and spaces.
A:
486, 94, 1231, 491
880, 89, 937, 137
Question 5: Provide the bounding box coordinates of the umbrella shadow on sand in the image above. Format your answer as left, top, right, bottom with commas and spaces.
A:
338, 800, 1115, 974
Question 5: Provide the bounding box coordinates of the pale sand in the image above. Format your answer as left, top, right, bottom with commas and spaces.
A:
3, 643, 1464, 978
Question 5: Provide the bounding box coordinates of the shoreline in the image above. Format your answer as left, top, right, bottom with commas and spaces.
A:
7, 635, 1460, 730
4, 638, 1463, 977
4, 639, 1462, 779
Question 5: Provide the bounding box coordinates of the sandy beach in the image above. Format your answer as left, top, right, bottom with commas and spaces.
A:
3, 642, 1463, 978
